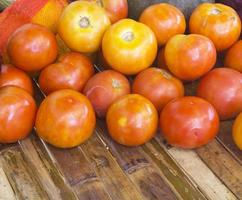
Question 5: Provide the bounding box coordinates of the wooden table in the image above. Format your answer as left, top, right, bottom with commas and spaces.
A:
0, 65, 242, 200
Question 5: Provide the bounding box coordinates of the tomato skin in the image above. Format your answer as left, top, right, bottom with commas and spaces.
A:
83, 70, 130, 117
35, 89, 96, 148
106, 94, 158, 146
132, 68, 184, 112
165, 34, 216, 81
58, 1, 110, 53
7, 23, 58, 72
225, 40, 242, 73
160, 96, 219, 149
197, 68, 242, 120
233, 113, 242, 150
102, 19, 157, 75
0, 64, 33, 95
189, 3, 241, 51
0, 86, 37, 143
39, 52, 94, 95
139, 3, 186, 46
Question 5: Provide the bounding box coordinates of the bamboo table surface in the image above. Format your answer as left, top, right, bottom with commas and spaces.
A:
0, 59, 242, 200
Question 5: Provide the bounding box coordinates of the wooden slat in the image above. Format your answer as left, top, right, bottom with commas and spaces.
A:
19, 135, 77, 200
154, 136, 237, 200
45, 142, 111, 200
197, 140, 242, 199
0, 146, 48, 200
96, 120, 179, 200
81, 133, 144, 200
0, 168, 16, 200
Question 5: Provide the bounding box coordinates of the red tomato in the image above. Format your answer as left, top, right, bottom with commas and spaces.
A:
160, 96, 219, 149
7, 23, 58, 72
83, 70, 130, 117
39, 52, 94, 95
233, 112, 242, 150
85, 0, 128, 23
132, 68, 184, 112
0, 64, 33, 95
165, 34, 216, 81
106, 94, 158, 146
35, 89, 96, 148
0, 86, 37, 143
224, 40, 242, 73
139, 3, 186, 46
58, 1, 110, 53
197, 68, 242, 120
102, 19, 157, 75
189, 3, 241, 51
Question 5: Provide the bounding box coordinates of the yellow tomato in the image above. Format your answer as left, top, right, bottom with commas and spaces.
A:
102, 19, 157, 75
57, 1, 110, 53
233, 113, 242, 150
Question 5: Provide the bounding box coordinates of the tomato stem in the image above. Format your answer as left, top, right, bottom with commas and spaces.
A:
79, 17, 90, 28
122, 31, 134, 42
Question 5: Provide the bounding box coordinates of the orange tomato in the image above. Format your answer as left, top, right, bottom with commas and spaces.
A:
0, 64, 33, 95
233, 112, 242, 150
39, 52, 94, 95
189, 3, 241, 51
106, 94, 158, 146
102, 19, 157, 75
165, 34, 216, 81
7, 23, 58, 72
35, 89, 96, 148
139, 3, 186, 46
83, 70, 130, 118
58, 1, 110, 53
132, 68, 184, 112
0, 86, 37, 143
225, 40, 242, 73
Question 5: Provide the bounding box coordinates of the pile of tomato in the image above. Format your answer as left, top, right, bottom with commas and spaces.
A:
0, 1, 242, 150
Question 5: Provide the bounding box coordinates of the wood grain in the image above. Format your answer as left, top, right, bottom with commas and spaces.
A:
0, 168, 16, 200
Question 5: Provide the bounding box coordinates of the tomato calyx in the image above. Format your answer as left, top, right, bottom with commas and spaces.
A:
79, 17, 91, 28
122, 31, 134, 42
112, 79, 121, 89
209, 8, 222, 15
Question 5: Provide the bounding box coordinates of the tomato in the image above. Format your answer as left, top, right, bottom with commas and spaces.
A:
165, 34, 216, 81
132, 68, 184, 112
106, 94, 158, 146
157, 47, 169, 70
39, 52, 94, 95
224, 40, 242, 73
7, 23, 58, 72
139, 3, 186, 46
189, 3, 241, 51
233, 112, 242, 150
102, 19, 157, 75
0, 64, 33, 95
58, 1, 110, 53
197, 68, 242, 120
83, 70, 130, 117
160, 96, 219, 149
85, 0, 128, 23
35, 89, 96, 148
0, 86, 37, 143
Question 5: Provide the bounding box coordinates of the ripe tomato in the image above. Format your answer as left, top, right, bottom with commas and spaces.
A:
102, 19, 157, 75
83, 70, 130, 117
189, 3, 241, 51
165, 34, 216, 81
132, 68, 184, 112
7, 23, 58, 72
106, 94, 158, 146
224, 40, 242, 73
39, 52, 94, 95
0, 64, 33, 95
157, 47, 169, 70
58, 1, 110, 53
197, 68, 242, 120
85, 0, 128, 23
0, 86, 37, 143
35, 89, 96, 148
160, 96, 219, 149
139, 3, 186, 46
233, 112, 242, 150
